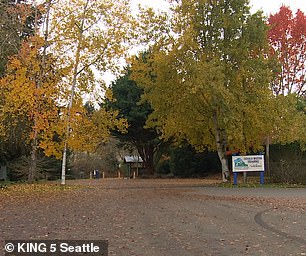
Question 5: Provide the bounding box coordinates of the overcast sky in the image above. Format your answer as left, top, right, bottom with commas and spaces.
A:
103, 0, 306, 85
250, 0, 306, 14
132, 0, 306, 15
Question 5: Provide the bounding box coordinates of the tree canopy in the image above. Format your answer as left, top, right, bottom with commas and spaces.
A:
0, 0, 40, 77
268, 6, 306, 97
0, 0, 132, 181
106, 69, 161, 175
131, 0, 280, 180
267, 6, 306, 147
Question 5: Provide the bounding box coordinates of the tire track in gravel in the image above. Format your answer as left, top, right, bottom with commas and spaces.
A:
254, 209, 306, 245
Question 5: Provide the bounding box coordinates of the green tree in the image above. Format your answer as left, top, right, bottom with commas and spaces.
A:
132, 0, 276, 181
0, 0, 40, 77
106, 69, 161, 175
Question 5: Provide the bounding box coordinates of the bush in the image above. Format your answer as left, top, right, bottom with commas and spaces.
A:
269, 143, 306, 184
156, 144, 220, 178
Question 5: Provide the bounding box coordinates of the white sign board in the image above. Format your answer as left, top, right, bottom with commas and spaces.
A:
232, 155, 265, 172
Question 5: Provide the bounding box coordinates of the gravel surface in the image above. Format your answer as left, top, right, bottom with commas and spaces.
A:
0, 179, 305, 256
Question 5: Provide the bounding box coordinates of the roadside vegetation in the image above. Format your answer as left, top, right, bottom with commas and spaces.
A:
0, 0, 305, 185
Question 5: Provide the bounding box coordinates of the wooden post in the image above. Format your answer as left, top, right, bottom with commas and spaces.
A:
136, 155, 139, 177
243, 172, 247, 184
266, 136, 270, 179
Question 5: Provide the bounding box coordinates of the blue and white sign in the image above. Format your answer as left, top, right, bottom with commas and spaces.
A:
232, 155, 265, 172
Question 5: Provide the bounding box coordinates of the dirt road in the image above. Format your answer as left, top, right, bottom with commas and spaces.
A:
0, 179, 305, 255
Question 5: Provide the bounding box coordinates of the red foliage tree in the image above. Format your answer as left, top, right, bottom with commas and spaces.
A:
268, 6, 306, 97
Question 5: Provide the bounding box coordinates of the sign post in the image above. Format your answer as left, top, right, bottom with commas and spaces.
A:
232, 155, 265, 185
260, 171, 264, 185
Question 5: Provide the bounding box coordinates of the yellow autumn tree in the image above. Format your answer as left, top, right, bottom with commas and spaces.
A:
48, 0, 134, 183
0, 0, 133, 182
132, 0, 278, 181
0, 35, 62, 181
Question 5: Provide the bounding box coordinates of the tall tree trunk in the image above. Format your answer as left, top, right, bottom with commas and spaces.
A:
28, 2, 39, 182
28, 0, 52, 182
61, 0, 90, 185
213, 113, 229, 182
265, 136, 270, 178
215, 130, 230, 182
137, 144, 155, 176
28, 135, 37, 183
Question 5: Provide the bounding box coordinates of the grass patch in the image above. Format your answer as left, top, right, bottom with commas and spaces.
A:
216, 174, 306, 188
218, 181, 306, 188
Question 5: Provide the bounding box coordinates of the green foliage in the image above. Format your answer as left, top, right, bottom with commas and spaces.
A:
297, 97, 306, 114
157, 143, 221, 177
7, 155, 61, 181
0, 117, 29, 165
268, 94, 306, 146
132, 0, 275, 180
107, 70, 155, 142
0, 1, 41, 77
106, 69, 161, 174
269, 143, 306, 184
